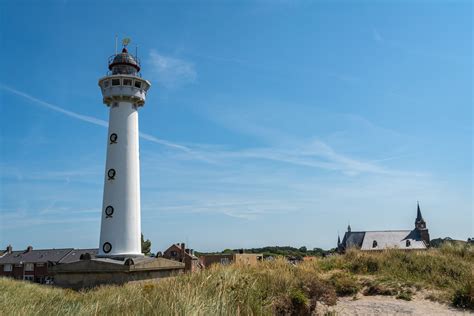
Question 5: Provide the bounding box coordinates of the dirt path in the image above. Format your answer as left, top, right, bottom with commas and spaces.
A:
318, 295, 472, 315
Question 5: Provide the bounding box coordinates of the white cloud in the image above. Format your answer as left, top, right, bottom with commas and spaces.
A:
0, 85, 192, 152
148, 50, 197, 88
0, 84, 109, 127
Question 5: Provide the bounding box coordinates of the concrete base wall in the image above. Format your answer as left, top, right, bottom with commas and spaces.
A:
53, 269, 181, 290
51, 257, 185, 289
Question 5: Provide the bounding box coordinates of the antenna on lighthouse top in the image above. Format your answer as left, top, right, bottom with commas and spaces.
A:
122, 37, 131, 47
135, 45, 138, 59
115, 35, 118, 54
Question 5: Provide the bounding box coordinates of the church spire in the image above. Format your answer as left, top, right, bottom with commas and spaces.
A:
416, 201, 423, 221
415, 201, 426, 230
414, 201, 430, 246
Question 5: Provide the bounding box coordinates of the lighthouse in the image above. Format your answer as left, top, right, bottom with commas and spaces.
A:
51, 39, 184, 287
97, 39, 151, 257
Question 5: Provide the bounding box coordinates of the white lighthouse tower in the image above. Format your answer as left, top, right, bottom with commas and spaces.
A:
97, 39, 151, 258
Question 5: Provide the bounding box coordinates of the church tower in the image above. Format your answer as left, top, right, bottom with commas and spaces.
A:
415, 202, 430, 247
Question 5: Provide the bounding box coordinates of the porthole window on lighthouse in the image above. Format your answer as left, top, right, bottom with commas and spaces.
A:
109, 133, 118, 144
134, 81, 142, 88
111, 79, 120, 86
103, 242, 112, 253
105, 205, 114, 218
123, 78, 132, 86
107, 168, 116, 180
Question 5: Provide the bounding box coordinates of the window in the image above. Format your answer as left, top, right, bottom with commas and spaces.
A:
105, 205, 114, 218
134, 81, 142, 88
25, 263, 34, 271
3, 264, 12, 272
372, 240, 378, 248
107, 168, 116, 180
103, 242, 112, 253
103, 80, 110, 88
109, 133, 118, 144
123, 79, 132, 86
406, 240, 411, 247
111, 79, 121, 86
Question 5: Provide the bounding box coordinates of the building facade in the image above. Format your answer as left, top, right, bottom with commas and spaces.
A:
0, 246, 97, 284
162, 243, 200, 273
337, 203, 430, 252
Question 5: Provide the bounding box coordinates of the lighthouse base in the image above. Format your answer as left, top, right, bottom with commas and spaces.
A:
51, 256, 184, 290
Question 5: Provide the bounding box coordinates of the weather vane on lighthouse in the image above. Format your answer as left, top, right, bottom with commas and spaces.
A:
97, 38, 151, 257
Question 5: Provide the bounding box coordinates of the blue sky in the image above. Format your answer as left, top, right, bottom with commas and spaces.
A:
0, 1, 472, 252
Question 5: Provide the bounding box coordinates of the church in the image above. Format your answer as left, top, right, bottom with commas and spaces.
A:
337, 203, 430, 252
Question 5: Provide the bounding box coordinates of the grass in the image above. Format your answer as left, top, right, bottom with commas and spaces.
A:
0, 243, 472, 315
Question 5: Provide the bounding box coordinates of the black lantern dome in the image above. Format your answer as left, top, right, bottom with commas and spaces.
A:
108, 47, 141, 75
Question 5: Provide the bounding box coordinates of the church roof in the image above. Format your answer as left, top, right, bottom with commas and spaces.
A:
341, 231, 365, 249
340, 229, 428, 251
360, 230, 427, 250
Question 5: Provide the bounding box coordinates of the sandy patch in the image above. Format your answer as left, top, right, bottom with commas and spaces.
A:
317, 295, 472, 315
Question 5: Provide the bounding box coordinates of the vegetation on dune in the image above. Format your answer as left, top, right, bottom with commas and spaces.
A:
0, 243, 472, 315
196, 245, 332, 259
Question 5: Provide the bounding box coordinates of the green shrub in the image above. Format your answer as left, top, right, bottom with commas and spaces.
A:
290, 289, 310, 315
363, 282, 397, 296
452, 281, 474, 309
329, 272, 360, 296
396, 290, 413, 301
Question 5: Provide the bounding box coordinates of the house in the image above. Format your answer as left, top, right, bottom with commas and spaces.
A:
162, 243, 200, 272
337, 203, 430, 252
0, 245, 97, 284
199, 251, 263, 268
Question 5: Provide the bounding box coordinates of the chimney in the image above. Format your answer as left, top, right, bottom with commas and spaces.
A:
180, 243, 185, 259
26, 245, 33, 252
185, 248, 190, 254
6, 245, 12, 254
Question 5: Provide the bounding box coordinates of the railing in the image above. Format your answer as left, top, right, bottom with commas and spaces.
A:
106, 70, 142, 77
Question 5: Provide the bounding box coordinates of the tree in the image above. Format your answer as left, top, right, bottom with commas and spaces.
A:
299, 246, 307, 253
141, 234, 151, 256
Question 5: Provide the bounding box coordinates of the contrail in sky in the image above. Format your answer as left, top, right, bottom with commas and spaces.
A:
0, 84, 191, 152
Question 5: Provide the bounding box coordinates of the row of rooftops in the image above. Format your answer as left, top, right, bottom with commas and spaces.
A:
0, 246, 98, 265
